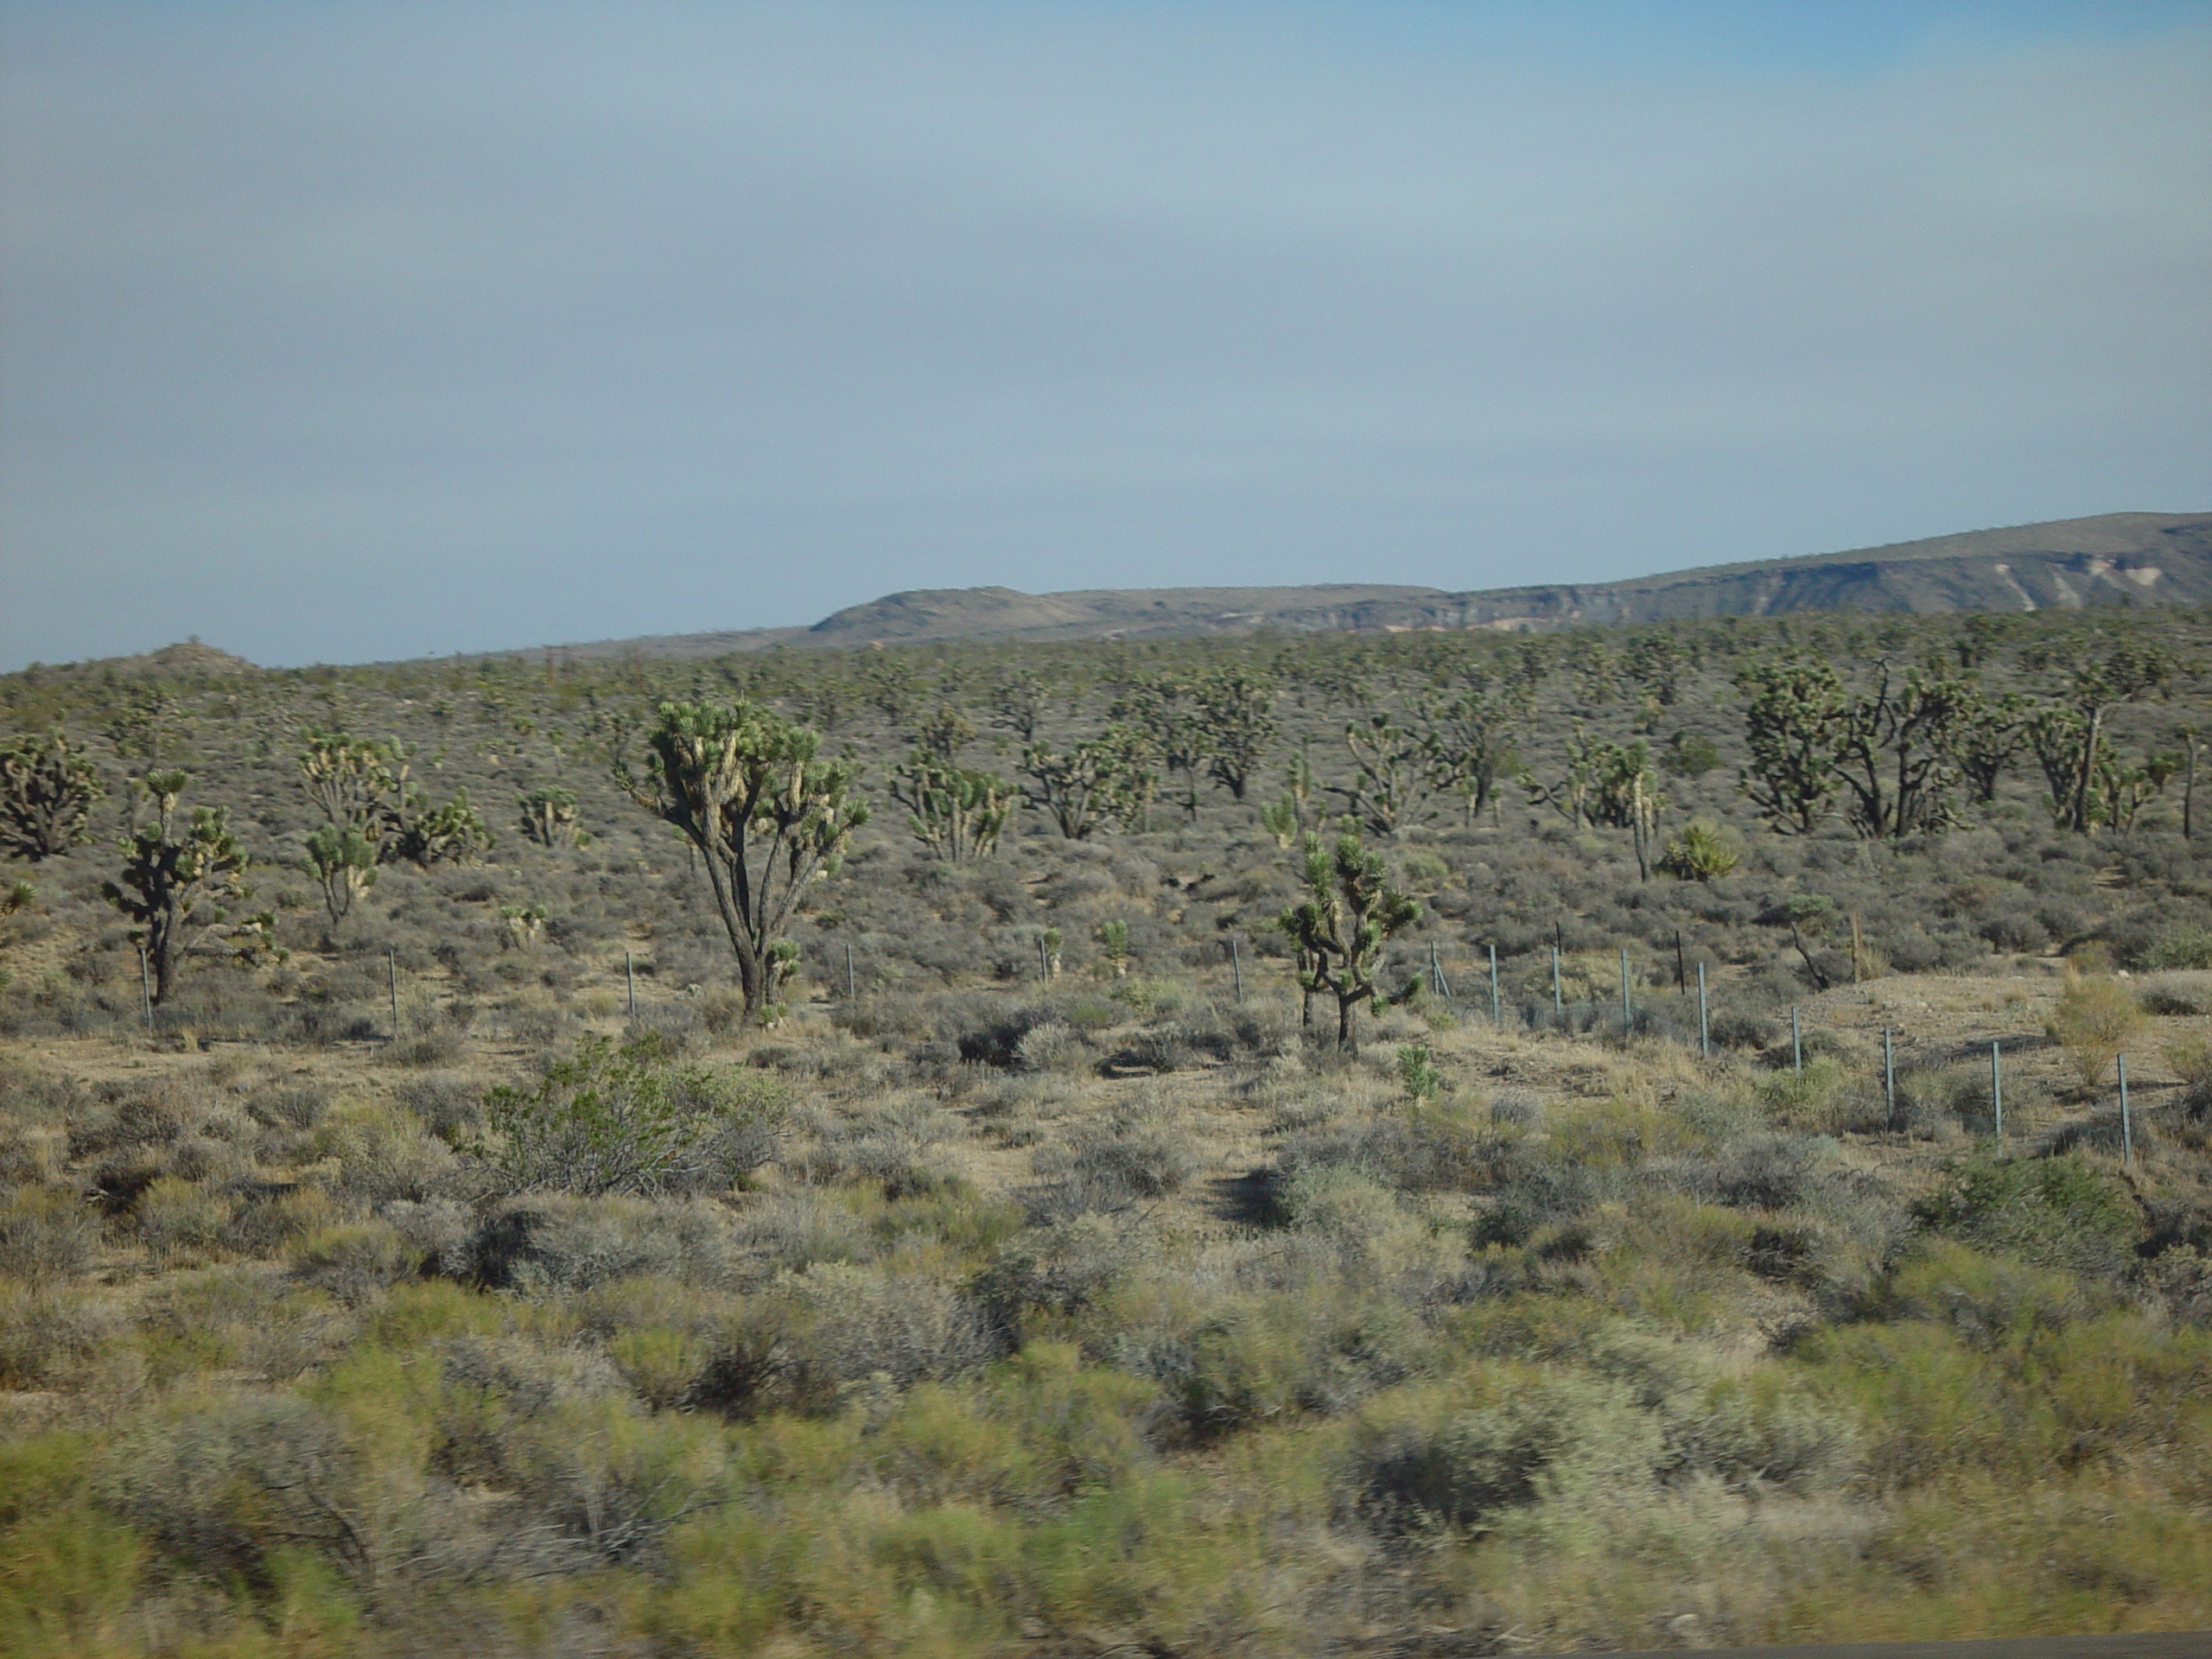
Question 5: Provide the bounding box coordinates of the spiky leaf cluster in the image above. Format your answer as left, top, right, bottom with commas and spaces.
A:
891, 754, 1013, 864
1277, 830, 1421, 1052
0, 730, 104, 860
618, 698, 868, 1022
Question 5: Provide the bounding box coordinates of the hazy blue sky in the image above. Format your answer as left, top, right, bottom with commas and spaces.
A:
3, 1, 2209, 668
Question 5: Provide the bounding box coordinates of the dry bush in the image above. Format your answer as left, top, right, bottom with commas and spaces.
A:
289, 1219, 427, 1304
689, 1262, 1000, 1417
2046, 971, 2145, 1090
129, 1175, 238, 1261
1028, 1106, 1199, 1219
0, 1283, 113, 1387
103, 1395, 365, 1590
449, 1195, 734, 1293
2138, 971, 2212, 1016
0, 1185, 99, 1287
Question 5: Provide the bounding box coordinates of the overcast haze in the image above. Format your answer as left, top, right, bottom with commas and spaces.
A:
3, 2, 2209, 670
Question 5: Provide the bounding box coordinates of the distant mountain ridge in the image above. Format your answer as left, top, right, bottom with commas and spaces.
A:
23, 512, 2209, 677
534, 512, 2209, 661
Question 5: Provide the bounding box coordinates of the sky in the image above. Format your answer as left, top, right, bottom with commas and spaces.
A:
3, 1, 2209, 670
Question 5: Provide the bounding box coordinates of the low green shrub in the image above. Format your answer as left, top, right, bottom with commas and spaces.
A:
1913, 1154, 2141, 1278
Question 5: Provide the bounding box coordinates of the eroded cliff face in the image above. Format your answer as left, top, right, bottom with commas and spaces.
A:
448, 511, 2212, 664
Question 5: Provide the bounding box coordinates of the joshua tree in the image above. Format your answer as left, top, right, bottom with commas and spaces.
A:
1277, 830, 1421, 1052
385, 786, 493, 867
1109, 674, 1212, 821
1330, 714, 1428, 836
1420, 683, 1526, 824
518, 785, 581, 848
909, 705, 976, 764
0, 730, 104, 860
1734, 657, 1845, 834
298, 729, 400, 837
1580, 734, 1664, 880
104, 771, 272, 1004
302, 822, 378, 925
1196, 668, 1278, 802
616, 699, 868, 1025
1829, 660, 1974, 842
1020, 726, 1156, 840
891, 754, 1013, 863
2024, 639, 2174, 833
298, 729, 488, 865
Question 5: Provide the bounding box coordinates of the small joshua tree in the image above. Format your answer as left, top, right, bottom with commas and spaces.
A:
1656, 820, 1739, 883
299, 730, 488, 866
891, 755, 1013, 863
302, 822, 378, 925
1277, 830, 1421, 1052
616, 699, 868, 1026
387, 785, 492, 867
298, 729, 399, 837
518, 785, 580, 848
104, 771, 272, 1004
0, 730, 104, 861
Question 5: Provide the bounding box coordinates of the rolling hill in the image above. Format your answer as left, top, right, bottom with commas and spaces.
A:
532, 511, 2209, 661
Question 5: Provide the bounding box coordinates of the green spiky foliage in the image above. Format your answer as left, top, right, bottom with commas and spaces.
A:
1953, 691, 2031, 804
298, 728, 487, 865
1196, 668, 1278, 803
1109, 674, 1213, 821
1277, 830, 1421, 1052
1828, 660, 1975, 841
1656, 820, 1740, 883
2023, 636, 2174, 833
302, 822, 378, 925
890, 754, 1013, 864
1019, 725, 1157, 840
1734, 657, 1846, 834
1258, 794, 1300, 849
617, 699, 868, 1025
0, 729, 104, 860
1419, 680, 1526, 824
387, 785, 493, 866
297, 729, 400, 835
910, 704, 976, 764
1330, 714, 1428, 836
518, 784, 581, 848
103, 771, 271, 1005
1585, 736, 1665, 880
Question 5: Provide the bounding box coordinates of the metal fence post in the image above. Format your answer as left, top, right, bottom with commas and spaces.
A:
1489, 942, 1501, 1028
1696, 961, 1708, 1058
388, 948, 400, 1039
628, 950, 639, 1018
1619, 947, 1632, 1032
1884, 1027, 1896, 1129
1792, 1006, 1802, 1077
2119, 1052, 2132, 1164
1230, 937, 1244, 1002
1551, 944, 1563, 1025
1992, 1041, 2004, 1145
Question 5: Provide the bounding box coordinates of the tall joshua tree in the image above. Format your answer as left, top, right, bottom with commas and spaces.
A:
617, 700, 868, 1025
1277, 830, 1420, 1052
104, 771, 271, 1004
